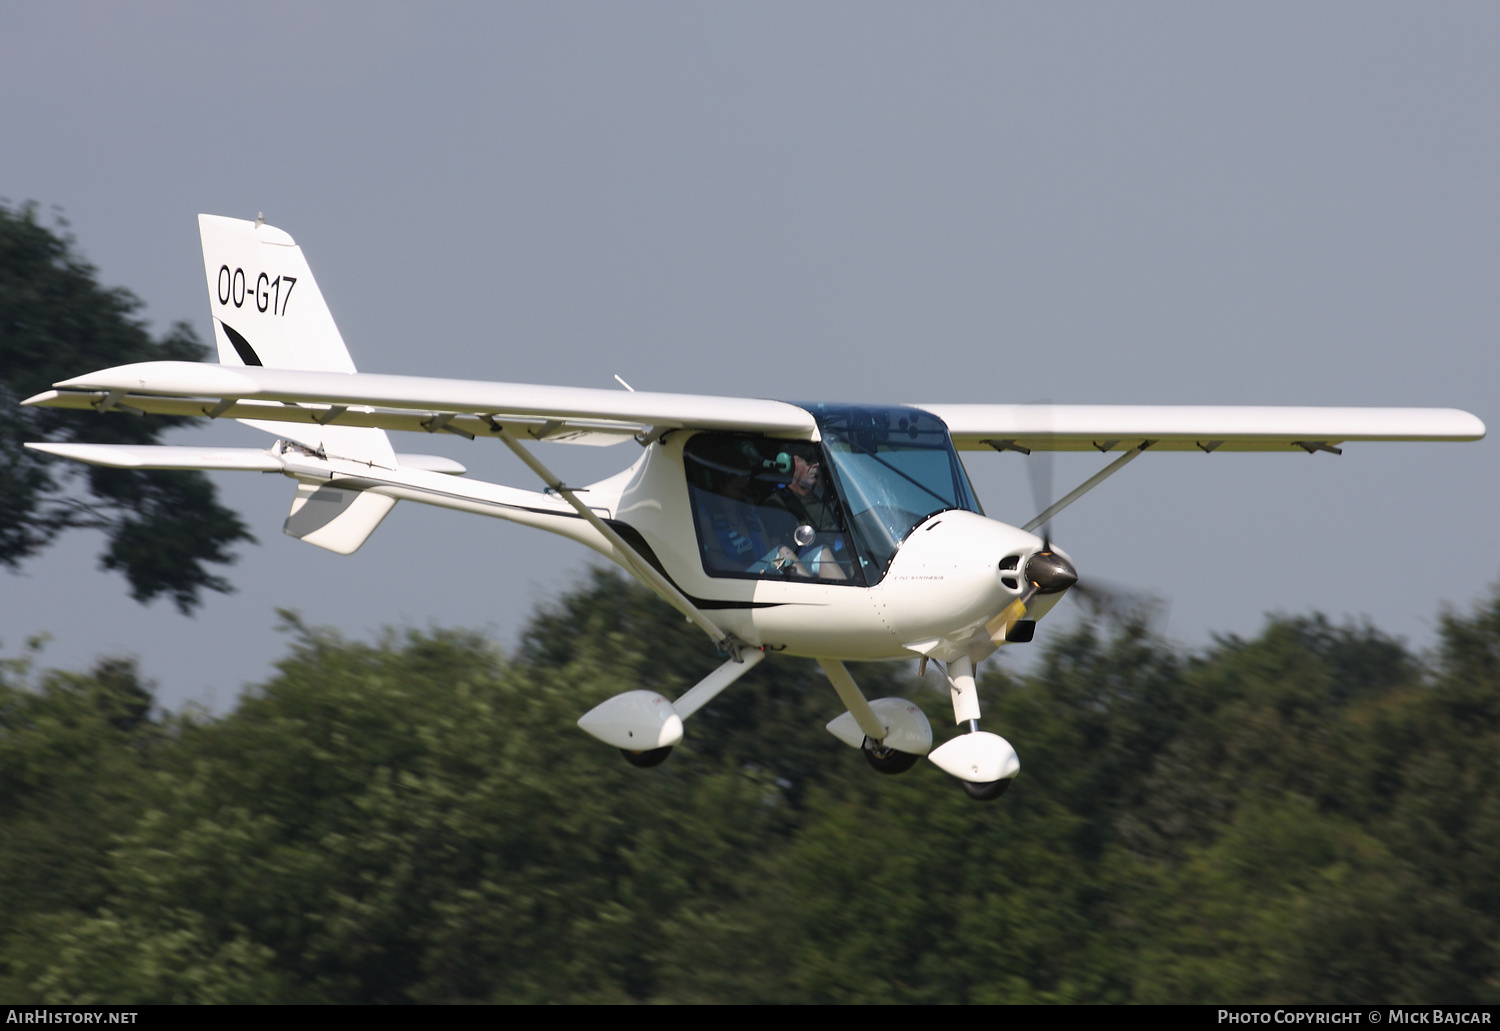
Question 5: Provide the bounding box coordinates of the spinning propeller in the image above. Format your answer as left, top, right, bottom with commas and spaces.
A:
985, 432, 1148, 645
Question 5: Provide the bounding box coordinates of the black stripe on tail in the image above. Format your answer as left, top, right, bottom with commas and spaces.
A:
219, 321, 263, 366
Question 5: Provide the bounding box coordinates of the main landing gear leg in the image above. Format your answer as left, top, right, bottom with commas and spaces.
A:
577, 648, 766, 767
818, 659, 932, 774
927, 655, 1021, 801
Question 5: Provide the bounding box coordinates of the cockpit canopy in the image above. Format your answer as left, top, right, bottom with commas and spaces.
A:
683, 404, 982, 586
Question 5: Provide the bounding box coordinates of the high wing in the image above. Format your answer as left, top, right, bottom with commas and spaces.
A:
921, 403, 1485, 453
22, 360, 818, 449
24, 368, 1484, 454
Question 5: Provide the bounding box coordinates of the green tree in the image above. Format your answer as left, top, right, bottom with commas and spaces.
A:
8, 601, 808, 1002
1117, 610, 1498, 1004
0, 648, 173, 999
0, 201, 252, 611
7, 572, 1499, 1003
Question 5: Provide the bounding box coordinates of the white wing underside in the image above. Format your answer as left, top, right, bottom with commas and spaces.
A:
922, 403, 1485, 452
23, 361, 1483, 452
26, 361, 818, 447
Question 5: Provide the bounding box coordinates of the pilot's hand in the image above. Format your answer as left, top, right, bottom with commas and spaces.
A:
774, 545, 806, 575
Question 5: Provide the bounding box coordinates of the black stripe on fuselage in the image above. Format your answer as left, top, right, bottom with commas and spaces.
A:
321, 475, 786, 610
603, 519, 785, 610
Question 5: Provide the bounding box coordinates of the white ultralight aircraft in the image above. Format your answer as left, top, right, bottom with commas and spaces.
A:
23, 215, 1487, 800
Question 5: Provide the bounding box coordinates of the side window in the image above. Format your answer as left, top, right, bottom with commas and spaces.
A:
683, 434, 862, 585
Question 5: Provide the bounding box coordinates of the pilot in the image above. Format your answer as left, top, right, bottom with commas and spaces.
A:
765, 448, 848, 580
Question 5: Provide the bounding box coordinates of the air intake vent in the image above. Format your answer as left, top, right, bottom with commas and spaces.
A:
999, 553, 1022, 590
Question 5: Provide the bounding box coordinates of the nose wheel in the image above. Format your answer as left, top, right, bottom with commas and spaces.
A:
959, 777, 1012, 801
620, 746, 674, 768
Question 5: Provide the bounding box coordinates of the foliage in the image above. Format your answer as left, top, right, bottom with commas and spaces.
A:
1, 571, 1497, 1002
0, 201, 252, 611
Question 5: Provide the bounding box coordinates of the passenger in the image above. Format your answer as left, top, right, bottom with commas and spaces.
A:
697, 465, 815, 577
697, 469, 762, 570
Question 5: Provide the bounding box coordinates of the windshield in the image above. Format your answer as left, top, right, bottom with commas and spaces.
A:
798, 404, 982, 583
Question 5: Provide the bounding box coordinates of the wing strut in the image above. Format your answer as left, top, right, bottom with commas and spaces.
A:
1021, 442, 1153, 533
496, 430, 739, 655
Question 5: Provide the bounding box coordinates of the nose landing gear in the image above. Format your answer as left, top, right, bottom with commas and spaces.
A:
926, 654, 1021, 802
960, 777, 1013, 801
620, 746, 674, 768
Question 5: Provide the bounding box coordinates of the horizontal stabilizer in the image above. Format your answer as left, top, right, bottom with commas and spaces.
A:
392, 454, 467, 475
25, 442, 467, 475
25, 442, 283, 470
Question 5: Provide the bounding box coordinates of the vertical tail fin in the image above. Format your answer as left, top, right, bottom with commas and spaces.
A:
198, 214, 396, 469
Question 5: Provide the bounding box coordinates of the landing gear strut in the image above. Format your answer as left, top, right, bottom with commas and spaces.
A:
820, 659, 933, 773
